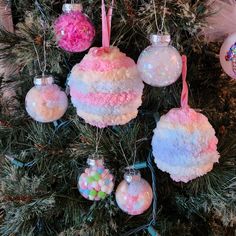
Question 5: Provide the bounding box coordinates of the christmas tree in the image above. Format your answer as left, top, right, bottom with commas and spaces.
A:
0, 0, 236, 235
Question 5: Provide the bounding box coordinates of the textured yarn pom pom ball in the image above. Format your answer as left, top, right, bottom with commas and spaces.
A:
152, 108, 220, 183
54, 11, 95, 52
220, 32, 236, 80
68, 47, 144, 127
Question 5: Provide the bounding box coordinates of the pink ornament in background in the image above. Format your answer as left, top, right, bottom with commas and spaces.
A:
54, 4, 95, 53
78, 155, 114, 201
25, 75, 68, 123
115, 169, 153, 215
137, 34, 182, 87
68, 47, 144, 128
220, 33, 236, 80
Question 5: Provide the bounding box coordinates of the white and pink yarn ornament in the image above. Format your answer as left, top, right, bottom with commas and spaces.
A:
115, 169, 153, 215
78, 156, 114, 201
137, 34, 182, 87
152, 56, 220, 183
54, 4, 95, 53
25, 75, 68, 123
68, 0, 143, 127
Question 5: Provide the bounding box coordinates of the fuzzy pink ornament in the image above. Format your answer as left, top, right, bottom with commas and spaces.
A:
201, 0, 236, 42
54, 4, 95, 53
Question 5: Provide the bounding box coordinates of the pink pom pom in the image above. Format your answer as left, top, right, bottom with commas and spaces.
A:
54, 11, 95, 52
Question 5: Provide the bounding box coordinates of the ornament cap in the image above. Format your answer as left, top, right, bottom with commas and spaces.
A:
124, 168, 141, 183
87, 154, 104, 167
62, 3, 83, 13
150, 34, 171, 46
33, 75, 54, 86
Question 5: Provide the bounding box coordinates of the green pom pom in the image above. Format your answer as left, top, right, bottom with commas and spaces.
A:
93, 173, 100, 181
89, 190, 97, 197
98, 191, 106, 199
87, 176, 94, 183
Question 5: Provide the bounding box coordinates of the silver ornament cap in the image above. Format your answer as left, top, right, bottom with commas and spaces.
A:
33, 75, 54, 86
150, 34, 171, 45
62, 3, 83, 13
124, 168, 141, 183
87, 154, 104, 167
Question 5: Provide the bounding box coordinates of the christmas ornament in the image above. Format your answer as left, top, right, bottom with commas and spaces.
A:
54, 3, 95, 53
25, 75, 68, 123
78, 155, 114, 201
201, 0, 236, 42
68, 0, 143, 127
115, 169, 153, 215
152, 56, 220, 183
220, 33, 236, 79
137, 34, 182, 87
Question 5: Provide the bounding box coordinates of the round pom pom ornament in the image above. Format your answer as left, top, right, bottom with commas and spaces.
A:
137, 34, 182, 87
220, 32, 236, 79
54, 3, 95, 53
78, 155, 114, 201
68, 0, 144, 127
115, 169, 153, 215
152, 56, 220, 183
25, 75, 68, 123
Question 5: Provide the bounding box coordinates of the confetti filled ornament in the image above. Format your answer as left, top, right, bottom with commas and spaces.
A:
115, 169, 153, 215
78, 155, 114, 201
152, 56, 220, 183
25, 75, 68, 123
137, 34, 182, 87
68, 0, 144, 127
220, 33, 236, 79
54, 3, 95, 53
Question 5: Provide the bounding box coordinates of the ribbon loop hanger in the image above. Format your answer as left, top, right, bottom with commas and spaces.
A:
101, 0, 114, 48
181, 55, 189, 109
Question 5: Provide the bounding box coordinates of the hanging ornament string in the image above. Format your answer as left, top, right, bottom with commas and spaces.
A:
34, 0, 48, 76
101, 0, 114, 48
180, 55, 189, 109
153, 0, 167, 34
95, 128, 104, 155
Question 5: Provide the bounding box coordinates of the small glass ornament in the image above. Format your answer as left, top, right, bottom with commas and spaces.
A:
54, 3, 95, 53
115, 169, 153, 215
137, 34, 182, 87
78, 155, 114, 201
220, 32, 236, 80
25, 75, 68, 123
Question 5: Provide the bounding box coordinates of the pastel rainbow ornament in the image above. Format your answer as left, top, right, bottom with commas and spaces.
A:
115, 169, 153, 215
151, 56, 220, 183
78, 155, 114, 201
68, 0, 144, 127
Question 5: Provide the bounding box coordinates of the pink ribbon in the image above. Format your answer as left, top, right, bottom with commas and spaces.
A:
101, 0, 114, 48
181, 55, 189, 109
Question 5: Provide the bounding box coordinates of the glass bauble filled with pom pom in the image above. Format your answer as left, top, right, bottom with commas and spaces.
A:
115, 169, 153, 215
54, 4, 95, 53
137, 34, 182, 87
220, 32, 236, 80
25, 75, 68, 123
78, 155, 114, 201
68, 47, 144, 128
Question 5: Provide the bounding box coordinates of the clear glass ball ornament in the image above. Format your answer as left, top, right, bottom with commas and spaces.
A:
137, 34, 182, 87
78, 155, 114, 201
25, 75, 68, 123
115, 169, 153, 215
